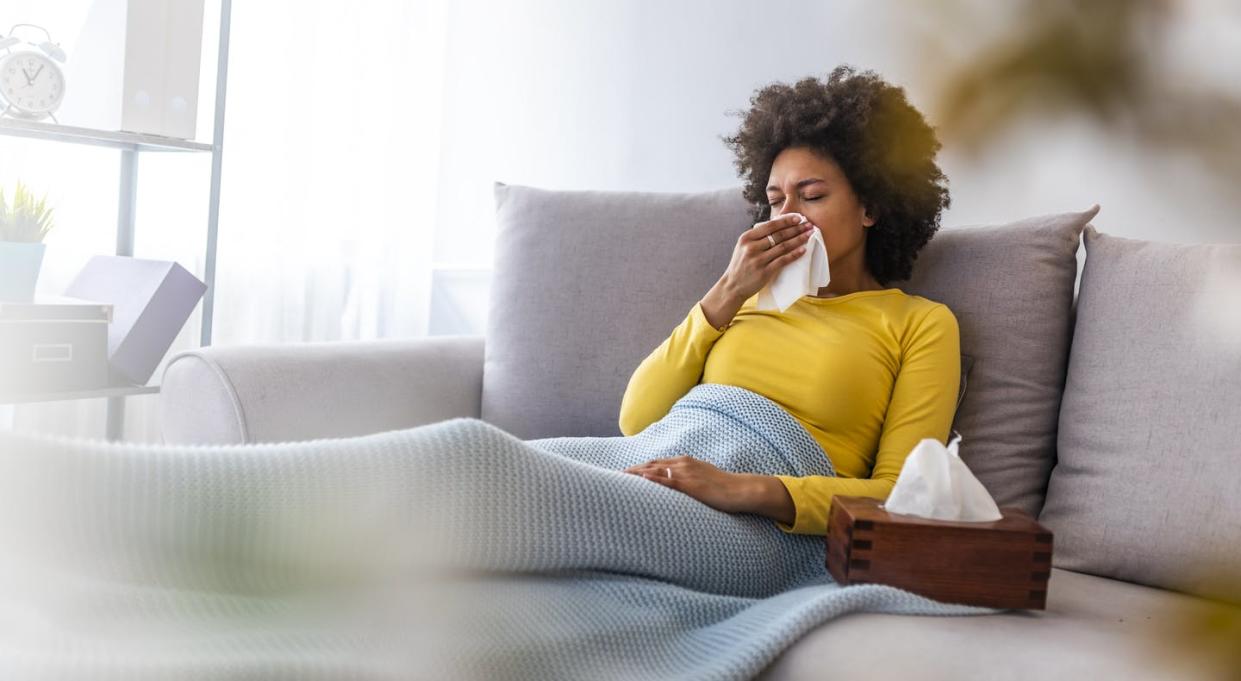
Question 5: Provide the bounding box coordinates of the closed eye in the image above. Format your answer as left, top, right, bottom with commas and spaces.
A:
767, 196, 824, 206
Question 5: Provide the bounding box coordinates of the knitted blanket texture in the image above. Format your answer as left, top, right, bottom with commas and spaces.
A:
0, 383, 999, 680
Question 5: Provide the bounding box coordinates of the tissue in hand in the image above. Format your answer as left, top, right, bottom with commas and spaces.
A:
881, 433, 1003, 522
755, 213, 830, 313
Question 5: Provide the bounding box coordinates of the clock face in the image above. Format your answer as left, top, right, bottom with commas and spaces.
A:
0, 51, 66, 118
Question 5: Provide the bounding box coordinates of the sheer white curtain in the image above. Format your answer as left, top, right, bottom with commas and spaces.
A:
2, 0, 452, 441
213, 0, 449, 345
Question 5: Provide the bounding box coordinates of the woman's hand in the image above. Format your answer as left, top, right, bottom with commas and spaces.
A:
624, 455, 756, 514
721, 213, 816, 301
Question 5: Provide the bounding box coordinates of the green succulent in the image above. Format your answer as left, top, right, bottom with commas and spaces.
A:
0, 181, 56, 243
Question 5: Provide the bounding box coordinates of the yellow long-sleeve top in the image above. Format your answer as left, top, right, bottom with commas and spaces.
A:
618, 288, 961, 536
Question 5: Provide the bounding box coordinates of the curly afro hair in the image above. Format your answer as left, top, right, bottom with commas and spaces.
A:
721, 65, 950, 285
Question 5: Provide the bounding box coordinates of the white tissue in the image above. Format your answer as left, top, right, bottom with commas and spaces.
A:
755, 212, 830, 313
881, 433, 1003, 522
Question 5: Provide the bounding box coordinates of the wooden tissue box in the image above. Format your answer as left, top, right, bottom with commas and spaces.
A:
825, 496, 1054, 610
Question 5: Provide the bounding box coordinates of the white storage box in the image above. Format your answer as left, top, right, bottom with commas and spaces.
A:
0, 297, 112, 395
64, 256, 206, 386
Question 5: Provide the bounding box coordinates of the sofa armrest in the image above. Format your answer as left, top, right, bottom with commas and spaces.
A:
160, 335, 485, 444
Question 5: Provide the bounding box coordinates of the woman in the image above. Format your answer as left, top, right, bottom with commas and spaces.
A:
620, 66, 960, 536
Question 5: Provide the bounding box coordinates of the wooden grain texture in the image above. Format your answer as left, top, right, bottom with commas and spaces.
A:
825, 496, 1053, 610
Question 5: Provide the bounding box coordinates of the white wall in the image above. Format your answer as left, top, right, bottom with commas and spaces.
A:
427, 0, 1241, 331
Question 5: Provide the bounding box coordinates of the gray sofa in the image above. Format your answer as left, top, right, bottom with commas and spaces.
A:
161, 183, 1241, 680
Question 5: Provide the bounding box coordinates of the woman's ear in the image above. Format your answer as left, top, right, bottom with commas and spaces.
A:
861, 206, 877, 228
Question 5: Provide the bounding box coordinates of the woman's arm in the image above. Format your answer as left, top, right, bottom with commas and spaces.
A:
768, 304, 963, 535
617, 276, 744, 435
738, 474, 797, 526
624, 457, 892, 531
627, 303, 961, 536
620, 215, 811, 435
698, 276, 746, 332
623, 457, 797, 523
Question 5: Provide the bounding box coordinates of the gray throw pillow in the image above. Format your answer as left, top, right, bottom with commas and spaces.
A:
957, 354, 974, 413
483, 182, 751, 439
902, 206, 1099, 516
1039, 226, 1241, 605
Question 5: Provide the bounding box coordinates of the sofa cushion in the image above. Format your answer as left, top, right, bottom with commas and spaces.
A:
483, 182, 753, 439
1039, 226, 1241, 605
485, 183, 1088, 524
759, 568, 1239, 681
902, 206, 1099, 515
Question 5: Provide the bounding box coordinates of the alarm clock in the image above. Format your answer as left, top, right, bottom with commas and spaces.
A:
0, 24, 67, 123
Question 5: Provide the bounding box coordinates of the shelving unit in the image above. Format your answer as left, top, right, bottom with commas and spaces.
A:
0, 118, 213, 152
0, 0, 232, 440
0, 384, 160, 405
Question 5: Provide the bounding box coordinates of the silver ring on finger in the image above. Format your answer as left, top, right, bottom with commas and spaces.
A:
767, 234, 777, 248
665, 467, 673, 479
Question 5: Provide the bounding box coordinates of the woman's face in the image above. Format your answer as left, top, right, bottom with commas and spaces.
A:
765, 146, 874, 265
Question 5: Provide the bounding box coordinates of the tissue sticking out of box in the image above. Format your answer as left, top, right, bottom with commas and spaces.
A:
881, 433, 1003, 522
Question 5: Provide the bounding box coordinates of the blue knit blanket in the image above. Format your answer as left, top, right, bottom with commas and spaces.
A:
0, 383, 999, 680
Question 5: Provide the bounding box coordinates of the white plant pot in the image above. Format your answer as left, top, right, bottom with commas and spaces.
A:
0, 241, 46, 302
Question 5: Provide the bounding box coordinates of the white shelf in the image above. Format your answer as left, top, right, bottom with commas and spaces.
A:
0, 383, 160, 405
0, 118, 212, 152
0, 0, 230, 441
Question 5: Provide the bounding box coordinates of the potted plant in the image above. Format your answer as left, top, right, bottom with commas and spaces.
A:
0, 181, 56, 302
